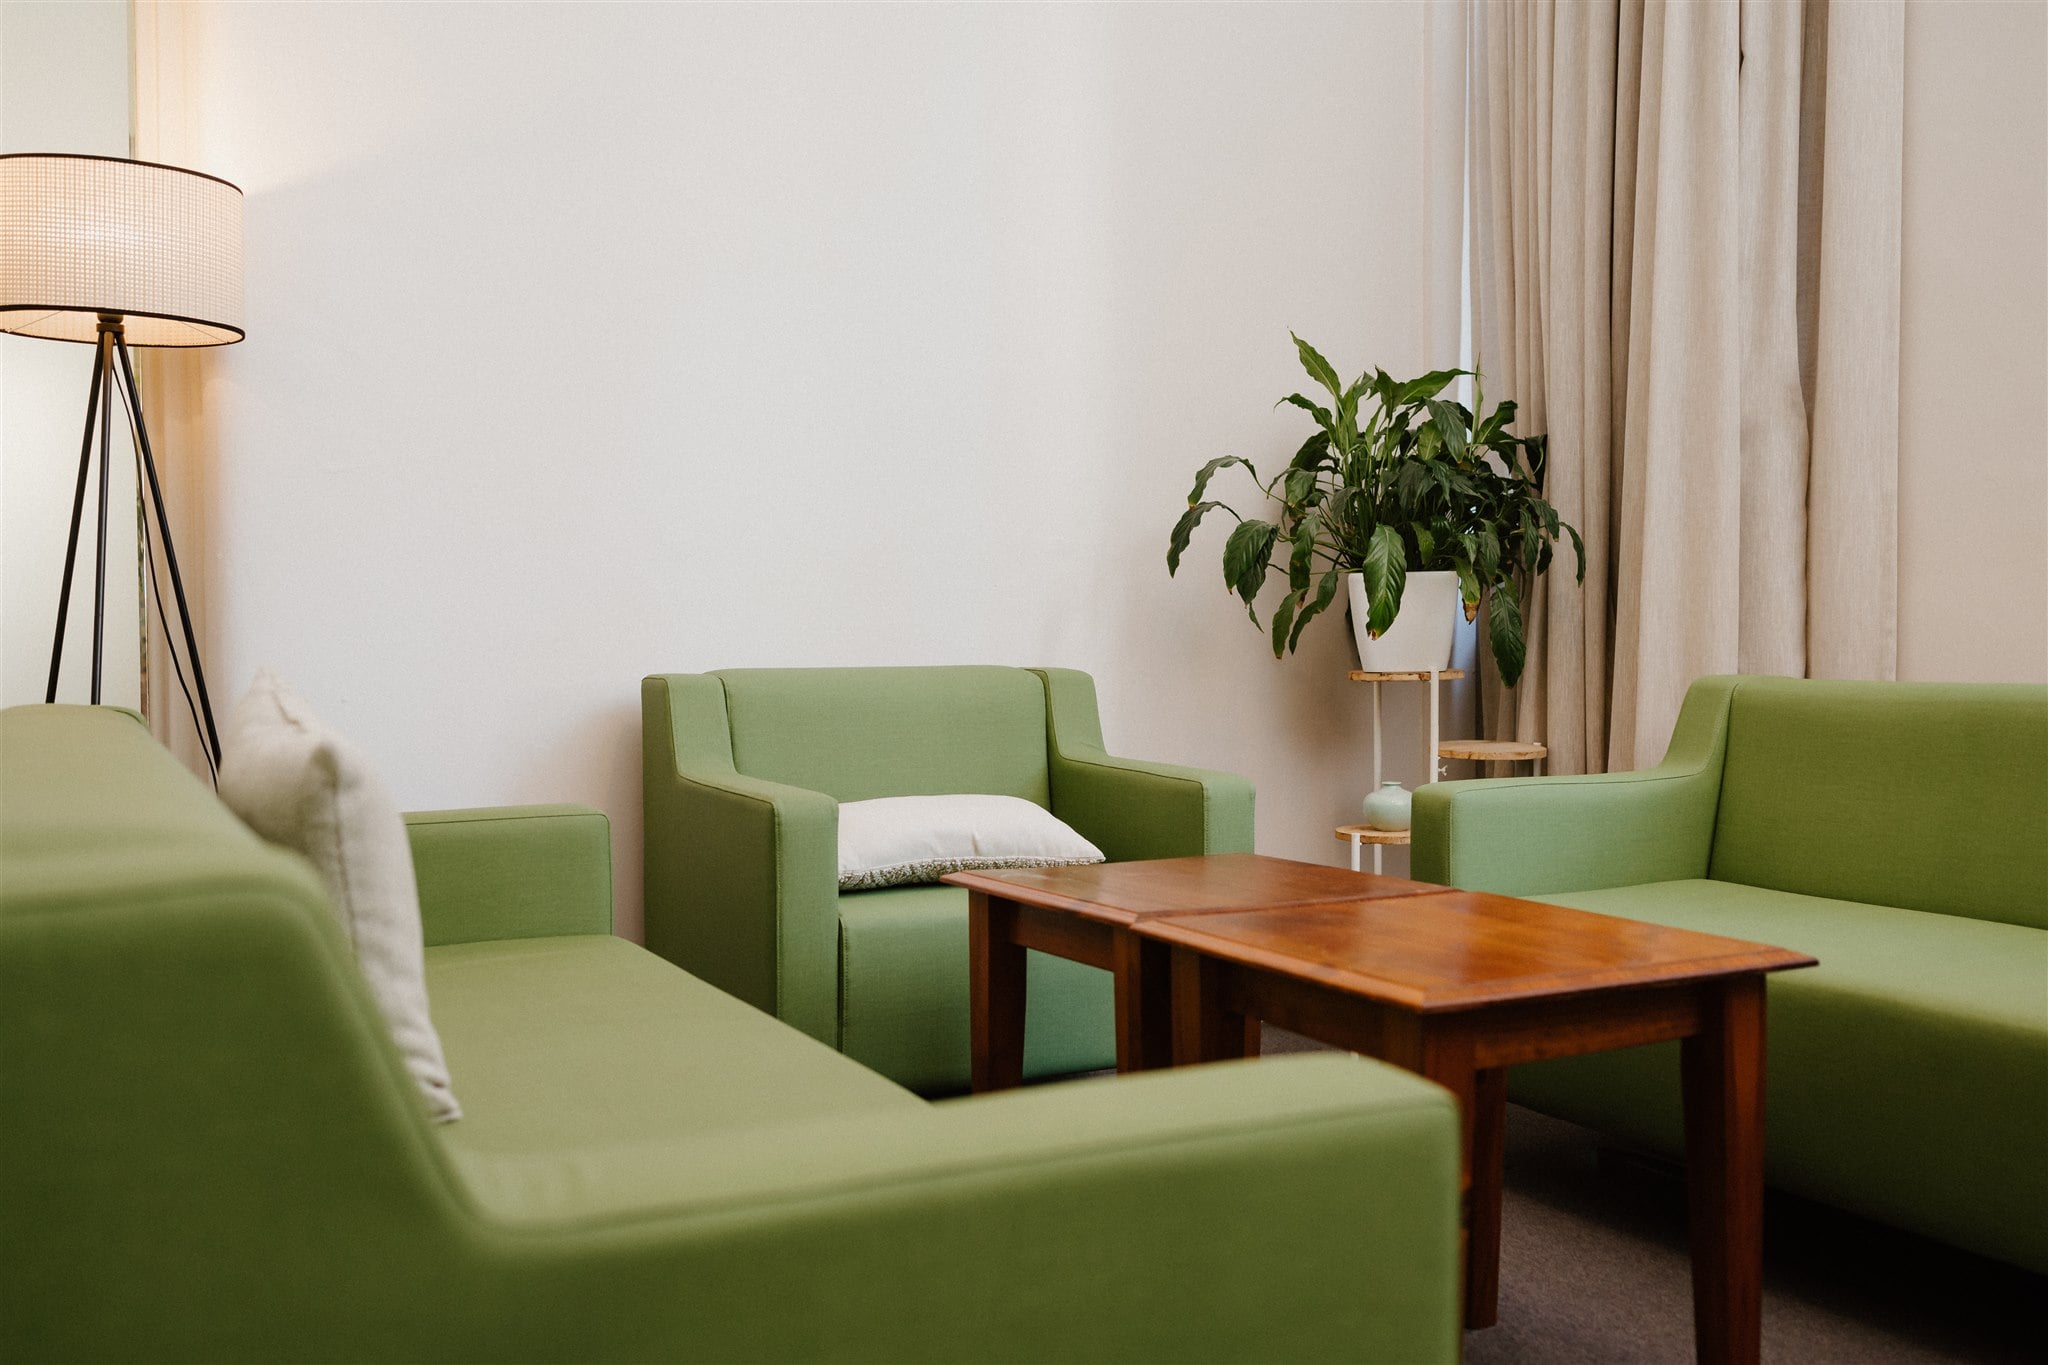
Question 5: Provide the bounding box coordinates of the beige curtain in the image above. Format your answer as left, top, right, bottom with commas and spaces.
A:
1470, 0, 1904, 772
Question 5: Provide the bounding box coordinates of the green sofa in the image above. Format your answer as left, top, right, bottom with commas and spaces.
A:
2, 704, 1461, 1363
1413, 675, 2048, 1273
642, 666, 1254, 1093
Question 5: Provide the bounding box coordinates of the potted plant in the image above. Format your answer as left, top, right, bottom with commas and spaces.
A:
1167, 335, 1583, 687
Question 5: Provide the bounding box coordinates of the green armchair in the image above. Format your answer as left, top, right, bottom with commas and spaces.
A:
642, 666, 1254, 1091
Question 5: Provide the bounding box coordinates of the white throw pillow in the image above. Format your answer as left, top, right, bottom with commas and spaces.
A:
838, 794, 1106, 892
217, 669, 461, 1122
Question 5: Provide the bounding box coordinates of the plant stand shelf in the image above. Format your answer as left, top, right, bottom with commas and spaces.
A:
1334, 825, 1411, 844
1348, 670, 1467, 683
1438, 739, 1547, 770
1335, 823, 1410, 870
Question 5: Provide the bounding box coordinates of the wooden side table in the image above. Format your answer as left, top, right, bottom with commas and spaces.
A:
1137, 891, 1814, 1363
943, 855, 1438, 1091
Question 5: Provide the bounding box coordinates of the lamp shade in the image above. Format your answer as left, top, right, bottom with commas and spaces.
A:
0, 153, 243, 347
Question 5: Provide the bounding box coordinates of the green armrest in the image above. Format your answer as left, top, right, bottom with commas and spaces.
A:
1411, 675, 1737, 894
642, 674, 840, 1046
1037, 667, 1255, 859
406, 805, 612, 947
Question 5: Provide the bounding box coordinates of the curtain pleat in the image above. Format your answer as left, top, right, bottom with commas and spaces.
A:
1806, 2, 1904, 679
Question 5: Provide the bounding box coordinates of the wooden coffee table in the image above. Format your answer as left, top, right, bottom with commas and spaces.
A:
1135, 891, 1816, 1363
943, 854, 1438, 1091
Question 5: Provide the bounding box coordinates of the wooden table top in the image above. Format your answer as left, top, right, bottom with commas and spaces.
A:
942, 853, 1440, 927
1133, 891, 1816, 1012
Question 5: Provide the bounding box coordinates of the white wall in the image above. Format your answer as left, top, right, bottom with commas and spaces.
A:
0, 0, 139, 710
176, 2, 1465, 938
1897, 0, 2048, 683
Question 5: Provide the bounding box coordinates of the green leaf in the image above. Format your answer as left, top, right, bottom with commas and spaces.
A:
1395, 367, 1468, 407
1289, 516, 1320, 591
1282, 467, 1317, 507
1288, 567, 1343, 653
1427, 399, 1469, 459
1279, 392, 1335, 434
1370, 368, 1400, 407
1290, 333, 1345, 400
1564, 523, 1586, 582
1410, 522, 1437, 564
1475, 398, 1516, 446
1454, 560, 1482, 621
1289, 430, 1332, 471
1341, 371, 1373, 414
1186, 455, 1252, 506
1222, 518, 1280, 606
1394, 460, 1433, 513
1474, 529, 1501, 579
1167, 500, 1221, 575
1487, 578, 1526, 687
1269, 591, 1299, 658
1361, 523, 1407, 637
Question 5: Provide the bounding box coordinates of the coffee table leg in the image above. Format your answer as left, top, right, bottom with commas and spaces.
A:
1387, 1024, 1498, 1330
1113, 931, 1174, 1072
969, 892, 1027, 1093
1465, 1067, 1508, 1329
1169, 948, 1257, 1065
1682, 974, 1767, 1365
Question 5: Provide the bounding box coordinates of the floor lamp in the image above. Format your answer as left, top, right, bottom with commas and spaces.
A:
0, 153, 244, 773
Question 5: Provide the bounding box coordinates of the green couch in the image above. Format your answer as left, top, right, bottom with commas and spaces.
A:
642, 666, 1254, 1093
1, 704, 1461, 1363
1413, 675, 2048, 1273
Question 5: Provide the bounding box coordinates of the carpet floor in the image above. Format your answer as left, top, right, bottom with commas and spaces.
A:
1259, 1027, 2045, 1364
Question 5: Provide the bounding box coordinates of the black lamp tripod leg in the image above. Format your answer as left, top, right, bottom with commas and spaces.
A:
115, 334, 223, 767
91, 334, 115, 704
45, 336, 107, 705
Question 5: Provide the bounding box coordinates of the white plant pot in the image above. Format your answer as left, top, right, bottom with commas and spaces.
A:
1348, 569, 1459, 674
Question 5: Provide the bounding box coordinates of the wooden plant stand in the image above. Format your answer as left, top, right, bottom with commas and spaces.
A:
1339, 669, 1547, 872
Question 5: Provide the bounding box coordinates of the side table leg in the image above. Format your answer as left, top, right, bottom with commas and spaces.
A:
1113, 931, 1175, 1072
969, 892, 1027, 1092
1682, 975, 1767, 1365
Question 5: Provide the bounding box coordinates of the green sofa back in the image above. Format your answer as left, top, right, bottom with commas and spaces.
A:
1710, 678, 2048, 930
0, 707, 475, 1354
711, 666, 1052, 804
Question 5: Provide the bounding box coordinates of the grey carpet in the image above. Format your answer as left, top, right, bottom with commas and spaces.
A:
1259, 1026, 2045, 1364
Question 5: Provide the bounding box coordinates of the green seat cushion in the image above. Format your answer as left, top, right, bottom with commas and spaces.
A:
427, 936, 918, 1185
837, 884, 1115, 1093
712, 666, 1051, 804
1507, 879, 2048, 1272
1710, 678, 2048, 929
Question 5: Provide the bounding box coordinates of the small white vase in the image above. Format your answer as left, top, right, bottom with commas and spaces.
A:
1349, 569, 1459, 674
1362, 781, 1413, 832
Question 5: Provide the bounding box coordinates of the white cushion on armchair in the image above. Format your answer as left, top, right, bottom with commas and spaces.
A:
836, 794, 1105, 892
